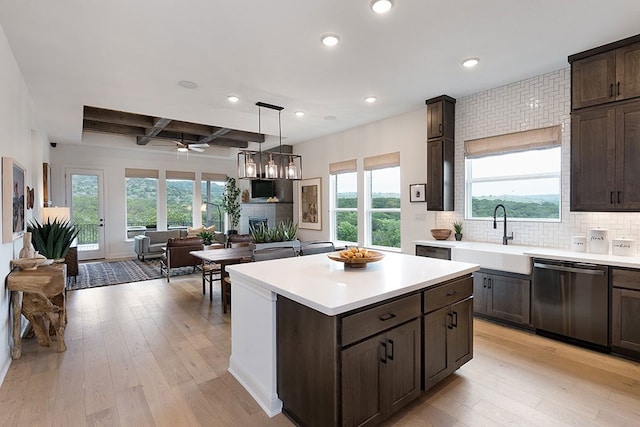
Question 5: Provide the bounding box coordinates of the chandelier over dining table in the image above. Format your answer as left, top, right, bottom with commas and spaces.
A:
237, 102, 303, 180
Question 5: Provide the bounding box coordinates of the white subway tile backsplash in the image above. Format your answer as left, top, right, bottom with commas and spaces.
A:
435, 67, 640, 252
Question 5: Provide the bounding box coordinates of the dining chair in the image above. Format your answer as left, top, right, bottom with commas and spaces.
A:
221, 256, 252, 313
300, 241, 335, 256
252, 246, 297, 262
202, 261, 221, 302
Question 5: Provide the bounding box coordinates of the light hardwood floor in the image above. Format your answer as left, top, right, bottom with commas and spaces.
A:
0, 274, 638, 426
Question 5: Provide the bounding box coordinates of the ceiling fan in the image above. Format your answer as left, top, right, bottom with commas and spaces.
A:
152, 133, 209, 152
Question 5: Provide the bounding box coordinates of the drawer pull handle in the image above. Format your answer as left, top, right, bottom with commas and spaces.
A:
617, 82, 621, 96
447, 312, 454, 329
610, 83, 614, 97
379, 313, 397, 322
380, 342, 387, 364
387, 339, 395, 361
446, 290, 458, 297
452, 311, 458, 328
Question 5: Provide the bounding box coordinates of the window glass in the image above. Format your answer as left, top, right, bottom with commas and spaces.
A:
367, 166, 401, 248
201, 180, 225, 231
166, 179, 193, 228
466, 147, 561, 220
331, 172, 357, 244
126, 177, 157, 237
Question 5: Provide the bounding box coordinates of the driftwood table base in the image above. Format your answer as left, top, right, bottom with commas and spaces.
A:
7, 263, 67, 359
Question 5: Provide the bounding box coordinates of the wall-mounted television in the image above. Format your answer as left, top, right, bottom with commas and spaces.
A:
251, 179, 275, 199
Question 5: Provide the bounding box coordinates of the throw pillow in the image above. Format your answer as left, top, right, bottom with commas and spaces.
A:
187, 226, 204, 237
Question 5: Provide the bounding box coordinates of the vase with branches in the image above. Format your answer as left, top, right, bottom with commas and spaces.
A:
221, 177, 241, 234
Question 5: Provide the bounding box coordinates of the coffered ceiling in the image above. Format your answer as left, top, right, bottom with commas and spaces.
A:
1, 1, 640, 158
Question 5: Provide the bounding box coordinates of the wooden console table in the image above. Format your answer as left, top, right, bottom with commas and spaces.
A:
6, 263, 67, 359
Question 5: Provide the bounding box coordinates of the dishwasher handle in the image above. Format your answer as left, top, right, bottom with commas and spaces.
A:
533, 262, 606, 276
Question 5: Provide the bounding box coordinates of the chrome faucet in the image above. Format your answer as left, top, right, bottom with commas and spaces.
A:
493, 204, 514, 245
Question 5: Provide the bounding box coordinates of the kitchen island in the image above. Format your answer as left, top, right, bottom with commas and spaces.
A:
226, 252, 479, 426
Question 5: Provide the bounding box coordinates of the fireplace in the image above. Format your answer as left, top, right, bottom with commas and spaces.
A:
249, 217, 268, 231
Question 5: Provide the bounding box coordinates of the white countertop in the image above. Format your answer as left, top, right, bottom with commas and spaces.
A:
414, 239, 640, 270
226, 252, 479, 316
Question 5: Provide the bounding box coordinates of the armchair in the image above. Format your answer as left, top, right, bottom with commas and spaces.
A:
160, 237, 204, 282
134, 229, 186, 261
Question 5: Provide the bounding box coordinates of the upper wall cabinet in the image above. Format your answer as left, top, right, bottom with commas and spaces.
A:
426, 95, 455, 140
570, 35, 640, 110
425, 95, 456, 211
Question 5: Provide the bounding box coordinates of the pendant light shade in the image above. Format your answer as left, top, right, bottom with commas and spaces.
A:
237, 101, 303, 180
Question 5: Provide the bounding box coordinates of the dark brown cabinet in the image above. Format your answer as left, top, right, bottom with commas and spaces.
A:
611, 269, 640, 356
423, 276, 473, 391
342, 319, 421, 426
571, 101, 640, 211
571, 38, 640, 109
415, 244, 451, 260
426, 95, 455, 140
472, 271, 531, 326
425, 95, 455, 212
426, 139, 454, 211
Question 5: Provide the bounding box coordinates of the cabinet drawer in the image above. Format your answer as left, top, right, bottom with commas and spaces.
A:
423, 276, 473, 314
416, 245, 451, 260
611, 268, 640, 291
341, 293, 421, 346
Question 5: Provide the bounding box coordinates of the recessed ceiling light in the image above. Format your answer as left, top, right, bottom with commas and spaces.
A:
227, 95, 240, 103
178, 80, 198, 89
324, 115, 337, 121
371, 0, 393, 14
295, 111, 305, 117
321, 33, 341, 47
461, 57, 480, 68
364, 96, 377, 103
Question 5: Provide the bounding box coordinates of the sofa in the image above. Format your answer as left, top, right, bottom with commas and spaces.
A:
160, 237, 204, 282
134, 229, 187, 261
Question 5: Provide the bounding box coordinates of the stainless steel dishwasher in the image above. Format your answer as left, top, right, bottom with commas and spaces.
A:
532, 259, 609, 348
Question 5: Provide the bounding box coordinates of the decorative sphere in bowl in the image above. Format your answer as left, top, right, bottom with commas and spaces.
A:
430, 229, 452, 240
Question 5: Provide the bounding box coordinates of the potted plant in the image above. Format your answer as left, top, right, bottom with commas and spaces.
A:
197, 231, 214, 245
221, 177, 241, 235
249, 220, 300, 251
453, 221, 463, 241
27, 218, 80, 260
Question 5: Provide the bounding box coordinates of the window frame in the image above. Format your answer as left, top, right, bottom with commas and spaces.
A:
125, 175, 159, 239
365, 166, 401, 251
330, 172, 358, 246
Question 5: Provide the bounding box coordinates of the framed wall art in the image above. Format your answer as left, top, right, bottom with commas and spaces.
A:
409, 183, 426, 203
2, 157, 26, 243
298, 177, 322, 230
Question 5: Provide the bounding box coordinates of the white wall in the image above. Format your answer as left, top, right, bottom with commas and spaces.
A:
50, 138, 239, 259
293, 108, 434, 254
0, 26, 50, 382
435, 67, 640, 251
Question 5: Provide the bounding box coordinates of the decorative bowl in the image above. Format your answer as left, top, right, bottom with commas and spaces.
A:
11, 257, 53, 270
327, 250, 385, 268
430, 229, 452, 240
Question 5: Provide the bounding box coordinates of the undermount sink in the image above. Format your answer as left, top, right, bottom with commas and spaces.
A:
451, 243, 531, 275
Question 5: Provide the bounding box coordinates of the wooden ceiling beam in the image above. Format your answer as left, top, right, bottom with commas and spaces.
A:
83, 120, 146, 136
83, 106, 154, 128
137, 117, 173, 145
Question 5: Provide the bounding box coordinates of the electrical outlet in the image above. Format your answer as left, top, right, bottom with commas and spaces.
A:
415, 213, 426, 222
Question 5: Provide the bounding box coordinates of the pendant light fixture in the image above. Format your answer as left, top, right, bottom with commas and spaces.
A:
237, 101, 302, 180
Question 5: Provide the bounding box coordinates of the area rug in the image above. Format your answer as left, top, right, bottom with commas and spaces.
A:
69, 259, 196, 290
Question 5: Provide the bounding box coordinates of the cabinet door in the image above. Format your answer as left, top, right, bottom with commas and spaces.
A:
486, 274, 531, 325
570, 107, 616, 211
472, 273, 488, 314
572, 51, 616, 109
341, 336, 383, 427
426, 139, 454, 211
612, 288, 640, 353
615, 102, 640, 209
383, 318, 421, 418
450, 298, 473, 368
423, 306, 451, 390
427, 101, 443, 139
616, 42, 640, 101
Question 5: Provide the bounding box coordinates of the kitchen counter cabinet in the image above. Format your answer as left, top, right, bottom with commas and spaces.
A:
226, 253, 478, 425
415, 243, 451, 260
425, 95, 455, 212
473, 270, 531, 326
611, 268, 640, 356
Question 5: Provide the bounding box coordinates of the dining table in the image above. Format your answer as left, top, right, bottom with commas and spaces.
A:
190, 247, 254, 302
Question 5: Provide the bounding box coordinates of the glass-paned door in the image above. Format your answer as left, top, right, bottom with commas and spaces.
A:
66, 168, 105, 260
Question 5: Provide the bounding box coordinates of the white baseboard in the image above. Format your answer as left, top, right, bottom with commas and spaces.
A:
228, 356, 282, 417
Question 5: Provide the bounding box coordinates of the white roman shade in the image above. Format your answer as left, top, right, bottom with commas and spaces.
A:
201, 172, 227, 182
166, 170, 195, 180
329, 159, 357, 175
464, 125, 561, 159
363, 152, 400, 170
125, 168, 159, 179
